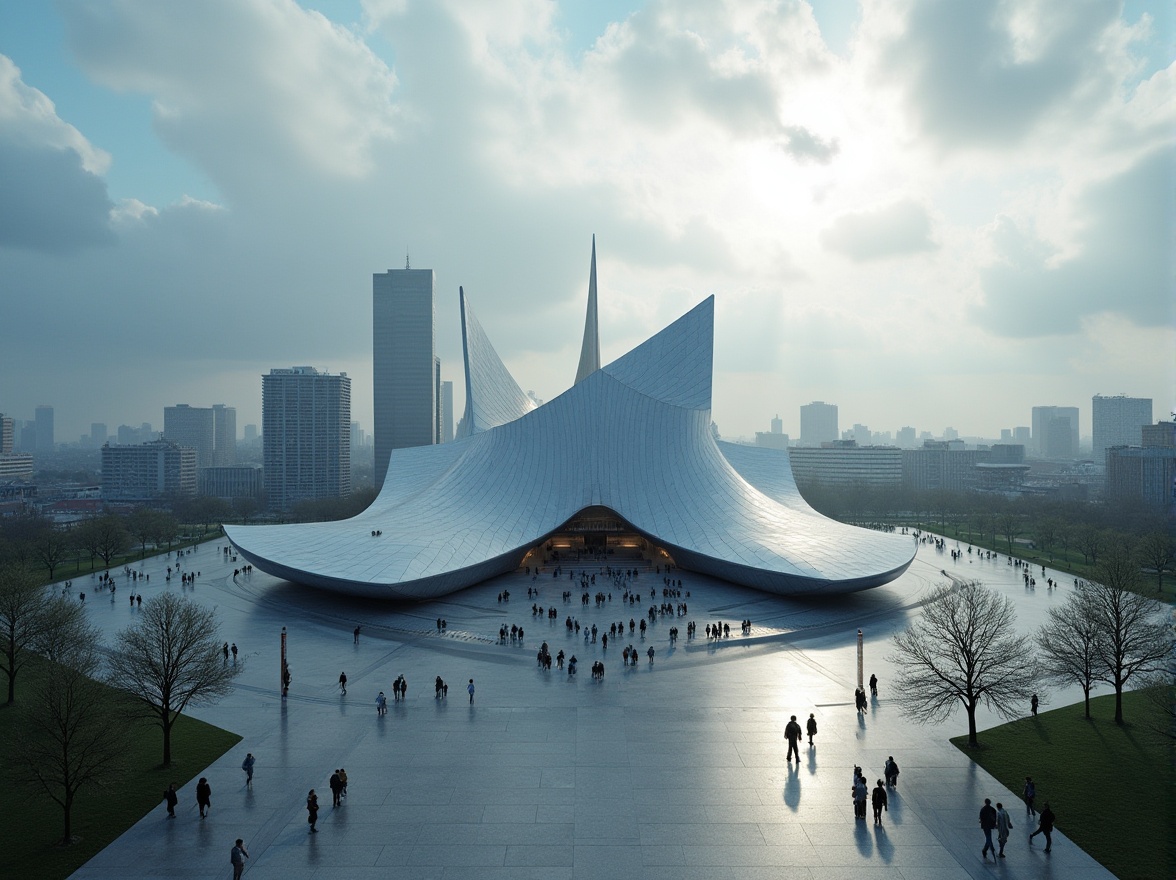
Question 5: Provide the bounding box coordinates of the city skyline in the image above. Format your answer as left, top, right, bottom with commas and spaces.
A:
0, 2, 1172, 443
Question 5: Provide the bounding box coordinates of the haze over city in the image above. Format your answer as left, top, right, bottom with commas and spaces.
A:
1, 0, 1172, 442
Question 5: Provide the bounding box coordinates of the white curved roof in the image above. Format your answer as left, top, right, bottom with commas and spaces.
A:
226, 295, 915, 599
455, 286, 536, 438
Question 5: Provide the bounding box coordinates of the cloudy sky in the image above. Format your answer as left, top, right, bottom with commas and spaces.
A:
1, 0, 1173, 446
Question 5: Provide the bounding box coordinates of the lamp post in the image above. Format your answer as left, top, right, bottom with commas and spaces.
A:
856, 628, 864, 691
280, 626, 288, 698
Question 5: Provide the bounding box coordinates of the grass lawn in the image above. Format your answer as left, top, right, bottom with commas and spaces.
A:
0, 657, 241, 880
952, 689, 1174, 880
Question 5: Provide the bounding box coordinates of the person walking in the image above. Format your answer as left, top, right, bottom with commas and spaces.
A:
329, 770, 343, 807
353, 625, 361, 644
230, 839, 249, 880
338, 671, 347, 695
871, 779, 888, 824
806, 713, 817, 746
196, 777, 211, 818
1023, 776, 1036, 816
1029, 802, 1055, 852
241, 753, 255, 786
1031, 694, 1039, 716
979, 798, 998, 860
869, 673, 878, 696
376, 691, 387, 715
852, 775, 868, 820
884, 756, 900, 788
996, 802, 1013, 858
163, 782, 178, 818
784, 715, 802, 763
306, 790, 319, 832
468, 679, 475, 704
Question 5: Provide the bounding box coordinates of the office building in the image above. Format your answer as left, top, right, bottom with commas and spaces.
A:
34, 405, 53, 455
0, 454, 34, 481
165, 404, 236, 469
373, 266, 437, 491
198, 466, 263, 499
441, 380, 454, 443
1105, 421, 1176, 510
903, 440, 988, 492
755, 414, 789, 450
243, 424, 258, 444
90, 423, 108, 446
101, 439, 197, 501
1013, 426, 1031, 444
800, 401, 838, 447
0, 414, 13, 454
896, 426, 916, 449
1092, 394, 1152, 463
1031, 406, 1079, 458
788, 442, 902, 487
262, 367, 351, 511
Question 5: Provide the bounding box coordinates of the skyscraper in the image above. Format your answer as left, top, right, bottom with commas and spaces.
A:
91, 422, 108, 446
165, 404, 236, 468
1092, 394, 1152, 462
1031, 406, 1079, 458
373, 266, 437, 490
441, 380, 454, 443
262, 367, 351, 510
34, 405, 53, 455
0, 414, 13, 454
800, 401, 838, 447
212, 404, 237, 466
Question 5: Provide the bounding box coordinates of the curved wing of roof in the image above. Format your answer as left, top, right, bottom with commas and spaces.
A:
226, 297, 914, 599
455, 286, 537, 438
574, 235, 601, 384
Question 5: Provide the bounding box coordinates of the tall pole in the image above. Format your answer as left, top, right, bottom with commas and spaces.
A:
280, 626, 288, 698
856, 628, 864, 691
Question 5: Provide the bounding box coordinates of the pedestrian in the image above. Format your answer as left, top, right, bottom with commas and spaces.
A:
806, 713, 817, 746
329, 770, 343, 807
306, 790, 319, 832
468, 678, 475, 703
223, 642, 230, 663
1029, 802, 1055, 852
230, 838, 249, 879
871, 779, 888, 824
196, 777, 211, 818
869, 673, 878, 695
979, 798, 998, 860
852, 775, 868, 820
353, 625, 361, 644
1031, 694, 1039, 716
163, 782, 178, 818
376, 691, 387, 715
241, 752, 255, 785
784, 715, 802, 763
339, 768, 348, 798
884, 756, 900, 788
339, 671, 347, 695
1023, 776, 1036, 816
231, 643, 238, 662
996, 802, 1013, 858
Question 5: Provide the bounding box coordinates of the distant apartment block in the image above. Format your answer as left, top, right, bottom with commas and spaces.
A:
799, 401, 838, 447
34, 405, 54, 455
755, 414, 789, 450
0, 454, 34, 482
1105, 421, 1176, 510
373, 266, 437, 490
198, 466, 263, 499
788, 442, 902, 487
116, 423, 155, 445
902, 440, 987, 492
101, 439, 197, 501
0, 414, 13, 454
1031, 406, 1079, 458
263, 367, 351, 511
164, 404, 236, 468
1092, 394, 1152, 463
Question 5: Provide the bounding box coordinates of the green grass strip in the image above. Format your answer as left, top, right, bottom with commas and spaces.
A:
0, 656, 241, 880
951, 689, 1174, 880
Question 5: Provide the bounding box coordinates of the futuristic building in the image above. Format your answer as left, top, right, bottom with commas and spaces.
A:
226, 246, 915, 600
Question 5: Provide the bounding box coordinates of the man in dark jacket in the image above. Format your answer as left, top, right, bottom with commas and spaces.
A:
163, 783, 178, 818
979, 798, 998, 859
1029, 802, 1056, 852
329, 770, 343, 807
784, 715, 802, 762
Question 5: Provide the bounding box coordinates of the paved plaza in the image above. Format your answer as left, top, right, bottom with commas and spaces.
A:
66, 534, 1118, 880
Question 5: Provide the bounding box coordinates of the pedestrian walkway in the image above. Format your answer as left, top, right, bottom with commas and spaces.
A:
67, 536, 1117, 879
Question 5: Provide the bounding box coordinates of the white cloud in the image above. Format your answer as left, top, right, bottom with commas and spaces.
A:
820, 199, 937, 261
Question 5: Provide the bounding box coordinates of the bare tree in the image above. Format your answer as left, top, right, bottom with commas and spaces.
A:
126, 508, 161, 555
1135, 531, 1173, 594
30, 518, 72, 581
1082, 545, 1172, 724
1037, 590, 1102, 718
107, 593, 239, 765
14, 619, 128, 844
889, 581, 1038, 747
997, 511, 1021, 554
0, 566, 82, 704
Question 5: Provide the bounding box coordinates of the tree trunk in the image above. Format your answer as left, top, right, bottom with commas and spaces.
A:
1114, 686, 1124, 725
967, 704, 978, 747
162, 716, 173, 766
62, 792, 73, 845
1083, 686, 1090, 719
7, 672, 14, 705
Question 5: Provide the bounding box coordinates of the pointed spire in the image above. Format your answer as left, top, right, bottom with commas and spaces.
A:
574, 235, 601, 384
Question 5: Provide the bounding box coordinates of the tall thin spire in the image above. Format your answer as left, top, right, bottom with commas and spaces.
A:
574, 235, 601, 384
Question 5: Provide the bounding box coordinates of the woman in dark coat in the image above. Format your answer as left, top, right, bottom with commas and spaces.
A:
196, 777, 211, 818
307, 790, 319, 832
